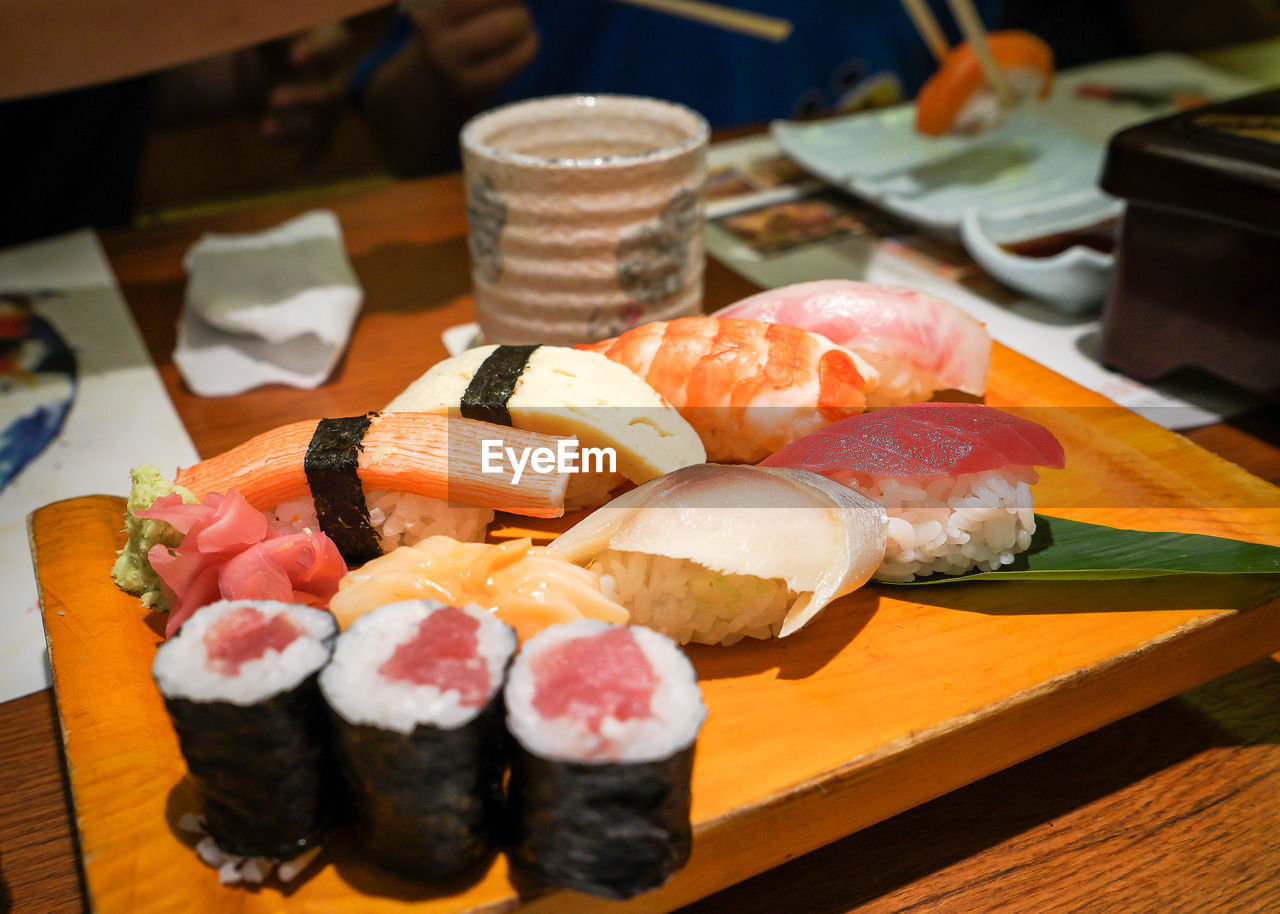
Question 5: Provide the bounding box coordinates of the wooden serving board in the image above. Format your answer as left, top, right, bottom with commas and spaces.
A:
35, 358, 1280, 914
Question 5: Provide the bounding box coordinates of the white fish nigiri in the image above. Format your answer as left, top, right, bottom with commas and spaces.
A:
550, 464, 887, 645
714, 280, 991, 406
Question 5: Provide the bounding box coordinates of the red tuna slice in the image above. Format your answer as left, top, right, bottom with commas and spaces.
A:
203, 605, 304, 676
379, 606, 489, 706
760, 403, 1065, 478
531, 627, 657, 734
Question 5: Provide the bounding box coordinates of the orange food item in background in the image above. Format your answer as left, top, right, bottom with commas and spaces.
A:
915, 31, 1054, 136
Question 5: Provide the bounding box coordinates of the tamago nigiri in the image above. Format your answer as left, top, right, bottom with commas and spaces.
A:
761, 404, 1065, 581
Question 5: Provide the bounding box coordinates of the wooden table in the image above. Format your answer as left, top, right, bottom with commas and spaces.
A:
4, 173, 1279, 914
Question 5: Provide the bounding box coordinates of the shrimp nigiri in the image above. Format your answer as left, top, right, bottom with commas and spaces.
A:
714, 280, 991, 405
579, 317, 878, 463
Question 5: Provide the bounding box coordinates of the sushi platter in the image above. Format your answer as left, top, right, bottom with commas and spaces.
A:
34, 331, 1280, 913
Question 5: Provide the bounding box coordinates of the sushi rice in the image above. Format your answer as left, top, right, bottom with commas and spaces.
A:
266, 489, 492, 553
861, 356, 941, 408
594, 552, 794, 647
837, 466, 1037, 582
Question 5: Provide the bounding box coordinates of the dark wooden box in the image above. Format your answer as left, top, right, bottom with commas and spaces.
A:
1099, 88, 1280, 397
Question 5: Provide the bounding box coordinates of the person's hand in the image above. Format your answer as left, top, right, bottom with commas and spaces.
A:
260, 22, 353, 167
404, 0, 539, 101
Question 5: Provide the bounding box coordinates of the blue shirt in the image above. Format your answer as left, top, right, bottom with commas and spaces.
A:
495, 0, 1002, 127
353, 0, 1003, 128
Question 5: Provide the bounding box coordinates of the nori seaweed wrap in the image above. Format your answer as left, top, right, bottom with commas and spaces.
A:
458, 344, 539, 427
503, 620, 706, 899
303, 413, 382, 565
319, 600, 517, 882
152, 600, 339, 861
505, 744, 696, 899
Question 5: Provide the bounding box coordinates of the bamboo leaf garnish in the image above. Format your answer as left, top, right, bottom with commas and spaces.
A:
883, 515, 1280, 584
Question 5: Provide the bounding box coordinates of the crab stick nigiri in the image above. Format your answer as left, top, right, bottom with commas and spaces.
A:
579, 317, 878, 463
173, 412, 571, 566
714, 280, 991, 405
916, 30, 1054, 136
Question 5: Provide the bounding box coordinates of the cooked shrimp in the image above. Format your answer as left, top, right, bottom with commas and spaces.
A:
580, 317, 877, 462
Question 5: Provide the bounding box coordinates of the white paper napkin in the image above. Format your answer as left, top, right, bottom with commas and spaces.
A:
175, 210, 362, 396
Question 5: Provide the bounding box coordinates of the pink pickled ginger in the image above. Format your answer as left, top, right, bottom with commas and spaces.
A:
760, 403, 1065, 478
137, 490, 346, 637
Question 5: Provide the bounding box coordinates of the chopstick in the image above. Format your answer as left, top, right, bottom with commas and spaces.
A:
609, 0, 793, 43
942, 0, 1013, 106
897, 0, 950, 63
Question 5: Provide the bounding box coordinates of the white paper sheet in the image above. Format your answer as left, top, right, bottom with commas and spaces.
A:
0, 230, 198, 702
175, 210, 363, 396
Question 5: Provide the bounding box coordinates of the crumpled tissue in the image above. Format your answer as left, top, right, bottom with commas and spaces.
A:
174, 210, 363, 396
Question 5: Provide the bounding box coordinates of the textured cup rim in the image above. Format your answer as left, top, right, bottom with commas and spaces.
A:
460, 94, 710, 168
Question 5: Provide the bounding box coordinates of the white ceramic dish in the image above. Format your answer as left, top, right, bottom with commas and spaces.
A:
959, 192, 1120, 313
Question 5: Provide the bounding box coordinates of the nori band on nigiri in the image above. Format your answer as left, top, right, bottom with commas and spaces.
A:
163, 674, 339, 860
304, 414, 382, 565
459, 345, 539, 427
506, 743, 696, 899
328, 694, 508, 881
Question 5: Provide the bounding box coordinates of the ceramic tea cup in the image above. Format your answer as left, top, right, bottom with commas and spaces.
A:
461, 95, 709, 345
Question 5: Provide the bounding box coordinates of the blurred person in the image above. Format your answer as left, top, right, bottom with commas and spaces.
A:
324, 0, 1280, 177
353, 0, 998, 176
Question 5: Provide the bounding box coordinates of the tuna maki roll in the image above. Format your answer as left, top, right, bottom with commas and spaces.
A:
504, 620, 706, 899
319, 600, 517, 882
152, 599, 339, 872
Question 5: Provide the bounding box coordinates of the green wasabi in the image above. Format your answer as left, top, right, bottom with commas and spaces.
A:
111, 465, 195, 611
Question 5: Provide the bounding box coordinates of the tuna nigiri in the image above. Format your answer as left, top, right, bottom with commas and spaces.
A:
761, 404, 1064, 581
713, 280, 991, 406
579, 317, 878, 463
